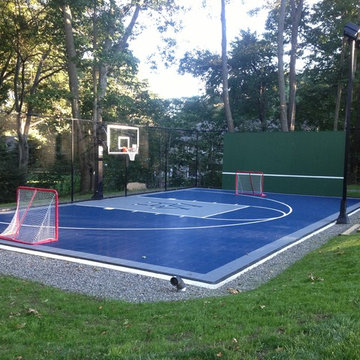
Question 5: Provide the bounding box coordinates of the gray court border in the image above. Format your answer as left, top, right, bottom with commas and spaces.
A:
1, 200, 359, 286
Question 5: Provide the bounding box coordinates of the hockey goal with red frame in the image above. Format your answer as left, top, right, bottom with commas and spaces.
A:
0, 186, 59, 245
235, 171, 265, 197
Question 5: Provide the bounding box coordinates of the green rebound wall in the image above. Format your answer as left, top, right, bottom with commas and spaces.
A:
222, 132, 345, 196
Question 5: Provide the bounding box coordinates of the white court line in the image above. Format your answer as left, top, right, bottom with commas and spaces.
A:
202, 205, 249, 219
0, 243, 173, 283
77, 196, 246, 220
1, 208, 358, 289
203, 206, 360, 289
222, 172, 343, 180
57, 214, 287, 231
65, 197, 292, 231
1, 198, 359, 289
0, 222, 335, 290
199, 222, 337, 289
0, 195, 293, 231
205, 205, 286, 221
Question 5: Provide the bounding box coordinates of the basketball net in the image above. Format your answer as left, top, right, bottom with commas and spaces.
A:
121, 146, 137, 161
127, 149, 136, 161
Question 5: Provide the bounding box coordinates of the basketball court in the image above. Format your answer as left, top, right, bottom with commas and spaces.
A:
0, 187, 359, 288
0, 128, 358, 288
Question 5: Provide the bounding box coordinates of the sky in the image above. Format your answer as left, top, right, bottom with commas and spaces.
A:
130, 0, 318, 99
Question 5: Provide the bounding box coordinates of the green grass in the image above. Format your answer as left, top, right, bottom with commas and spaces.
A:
348, 184, 360, 198
1, 234, 360, 359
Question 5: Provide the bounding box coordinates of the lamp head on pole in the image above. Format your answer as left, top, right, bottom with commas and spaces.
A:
344, 22, 360, 41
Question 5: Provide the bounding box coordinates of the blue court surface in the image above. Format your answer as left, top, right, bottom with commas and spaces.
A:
0, 188, 359, 287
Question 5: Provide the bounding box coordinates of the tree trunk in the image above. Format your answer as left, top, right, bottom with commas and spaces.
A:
277, 0, 288, 132
221, 0, 234, 132
13, 34, 57, 174
334, 38, 347, 131
92, 2, 141, 197
17, 49, 50, 172
62, 4, 93, 193
0, 53, 12, 89
13, 50, 30, 173
259, 82, 266, 131
14, 52, 25, 171
288, 0, 303, 131
16, 114, 29, 173
62, 5, 80, 119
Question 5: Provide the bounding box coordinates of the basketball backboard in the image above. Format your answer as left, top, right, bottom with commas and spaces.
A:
107, 124, 139, 160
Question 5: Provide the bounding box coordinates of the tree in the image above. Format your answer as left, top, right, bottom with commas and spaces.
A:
288, 0, 304, 131
1, 0, 64, 173
59, 0, 184, 194
277, 0, 289, 131
159, 96, 226, 188
62, 2, 93, 193
221, 0, 234, 132
306, 0, 360, 130
229, 31, 278, 131
0, 3, 14, 105
179, 50, 222, 96
179, 31, 280, 131
90, 1, 141, 198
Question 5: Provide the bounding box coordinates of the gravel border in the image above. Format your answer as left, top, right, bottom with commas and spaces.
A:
0, 210, 359, 303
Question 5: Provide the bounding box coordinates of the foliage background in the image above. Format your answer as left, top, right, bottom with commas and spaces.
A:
0, 0, 360, 201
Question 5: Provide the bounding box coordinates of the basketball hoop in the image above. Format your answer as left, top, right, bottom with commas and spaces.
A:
118, 147, 137, 161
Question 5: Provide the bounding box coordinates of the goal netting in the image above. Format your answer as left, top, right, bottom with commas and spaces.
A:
0, 186, 58, 245
235, 171, 265, 197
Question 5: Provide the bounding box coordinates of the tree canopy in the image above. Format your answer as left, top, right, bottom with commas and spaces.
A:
1, 0, 360, 196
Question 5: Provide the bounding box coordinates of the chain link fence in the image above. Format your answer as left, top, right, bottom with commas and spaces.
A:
0, 113, 224, 204
2, 112, 360, 205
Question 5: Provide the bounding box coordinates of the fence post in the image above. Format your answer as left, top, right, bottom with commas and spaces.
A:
164, 129, 169, 191
195, 131, 199, 187
71, 118, 74, 202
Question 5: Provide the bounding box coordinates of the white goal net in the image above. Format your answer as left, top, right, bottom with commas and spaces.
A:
0, 187, 58, 244
235, 171, 265, 197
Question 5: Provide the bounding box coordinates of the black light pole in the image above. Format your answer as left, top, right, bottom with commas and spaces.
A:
337, 23, 359, 224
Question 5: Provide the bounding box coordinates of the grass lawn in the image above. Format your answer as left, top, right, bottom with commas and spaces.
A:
0, 234, 360, 359
348, 184, 360, 198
